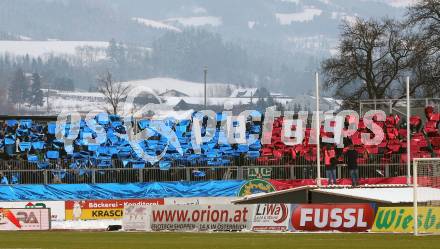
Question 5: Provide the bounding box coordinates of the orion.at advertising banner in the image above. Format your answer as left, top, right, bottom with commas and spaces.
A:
149, 204, 252, 231
0, 201, 65, 221
289, 204, 376, 232
251, 204, 290, 232
65, 199, 164, 220
0, 208, 50, 231
372, 207, 440, 233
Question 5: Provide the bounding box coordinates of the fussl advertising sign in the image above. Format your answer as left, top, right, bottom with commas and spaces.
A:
290, 204, 375, 232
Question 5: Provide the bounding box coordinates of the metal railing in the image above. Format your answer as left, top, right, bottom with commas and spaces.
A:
0, 153, 408, 170
0, 162, 408, 185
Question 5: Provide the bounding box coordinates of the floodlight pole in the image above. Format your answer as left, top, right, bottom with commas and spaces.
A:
406, 76, 411, 185
204, 66, 208, 109
316, 72, 322, 187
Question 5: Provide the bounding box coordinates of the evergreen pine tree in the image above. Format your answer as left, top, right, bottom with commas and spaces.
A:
8, 68, 28, 110
30, 73, 44, 109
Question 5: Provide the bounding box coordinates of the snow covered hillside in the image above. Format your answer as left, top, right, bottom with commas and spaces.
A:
0, 40, 108, 58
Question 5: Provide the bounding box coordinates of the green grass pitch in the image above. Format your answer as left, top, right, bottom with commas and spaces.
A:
1, 231, 439, 249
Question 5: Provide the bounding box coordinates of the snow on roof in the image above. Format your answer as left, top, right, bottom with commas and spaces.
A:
152, 109, 194, 121
166, 16, 222, 27
313, 187, 440, 203
165, 96, 253, 106
121, 78, 236, 97
131, 17, 181, 32
0, 40, 108, 57
230, 88, 258, 98
276, 7, 323, 24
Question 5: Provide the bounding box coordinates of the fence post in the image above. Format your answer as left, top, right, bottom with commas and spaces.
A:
290, 165, 295, 179
337, 164, 342, 179
139, 169, 143, 183
385, 165, 390, 178
389, 100, 392, 114
237, 166, 244, 180
43, 170, 48, 185
186, 168, 191, 181
92, 170, 96, 184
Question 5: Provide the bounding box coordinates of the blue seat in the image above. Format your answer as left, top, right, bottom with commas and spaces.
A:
237, 144, 249, 153
32, 141, 45, 150
46, 151, 60, 159
47, 122, 56, 135
138, 120, 150, 130
111, 121, 123, 128
20, 119, 32, 129
249, 142, 261, 151
192, 170, 206, 177
6, 120, 18, 127
247, 150, 260, 158
27, 154, 39, 162
159, 161, 172, 170
19, 142, 32, 151
4, 137, 16, 145
37, 162, 49, 169
117, 151, 131, 159
251, 125, 261, 134
97, 160, 112, 168
96, 113, 109, 125
132, 163, 145, 169
88, 144, 99, 152
16, 128, 29, 136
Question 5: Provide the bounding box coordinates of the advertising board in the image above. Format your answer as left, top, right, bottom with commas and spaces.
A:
0, 201, 64, 221
149, 204, 252, 231
0, 208, 50, 230
65, 199, 164, 220
251, 203, 290, 231
122, 204, 151, 231
372, 207, 440, 233
290, 204, 376, 232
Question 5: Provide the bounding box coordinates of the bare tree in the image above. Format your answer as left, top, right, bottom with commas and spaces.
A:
321, 18, 415, 108
97, 71, 130, 115
407, 0, 440, 97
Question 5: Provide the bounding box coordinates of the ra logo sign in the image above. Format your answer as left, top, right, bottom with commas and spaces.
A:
0, 208, 21, 228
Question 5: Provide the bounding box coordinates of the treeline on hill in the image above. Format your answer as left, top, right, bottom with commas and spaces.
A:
321, 0, 440, 109
0, 28, 315, 113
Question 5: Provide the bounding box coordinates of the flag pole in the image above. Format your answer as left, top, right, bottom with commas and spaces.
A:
406, 76, 411, 185
316, 72, 322, 187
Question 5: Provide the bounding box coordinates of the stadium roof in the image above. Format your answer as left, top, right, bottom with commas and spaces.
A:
313, 187, 440, 204
232, 185, 440, 205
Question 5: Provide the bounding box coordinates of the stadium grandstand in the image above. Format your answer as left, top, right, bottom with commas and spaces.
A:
0, 104, 439, 186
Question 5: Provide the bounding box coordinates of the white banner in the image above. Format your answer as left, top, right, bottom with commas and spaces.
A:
164, 197, 238, 206
251, 204, 290, 232
0, 201, 65, 221
122, 204, 151, 231
0, 208, 51, 230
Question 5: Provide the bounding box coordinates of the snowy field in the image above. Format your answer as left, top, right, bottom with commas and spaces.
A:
0, 40, 109, 57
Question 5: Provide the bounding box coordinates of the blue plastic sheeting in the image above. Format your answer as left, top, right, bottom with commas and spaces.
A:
0, 180, 246, 201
